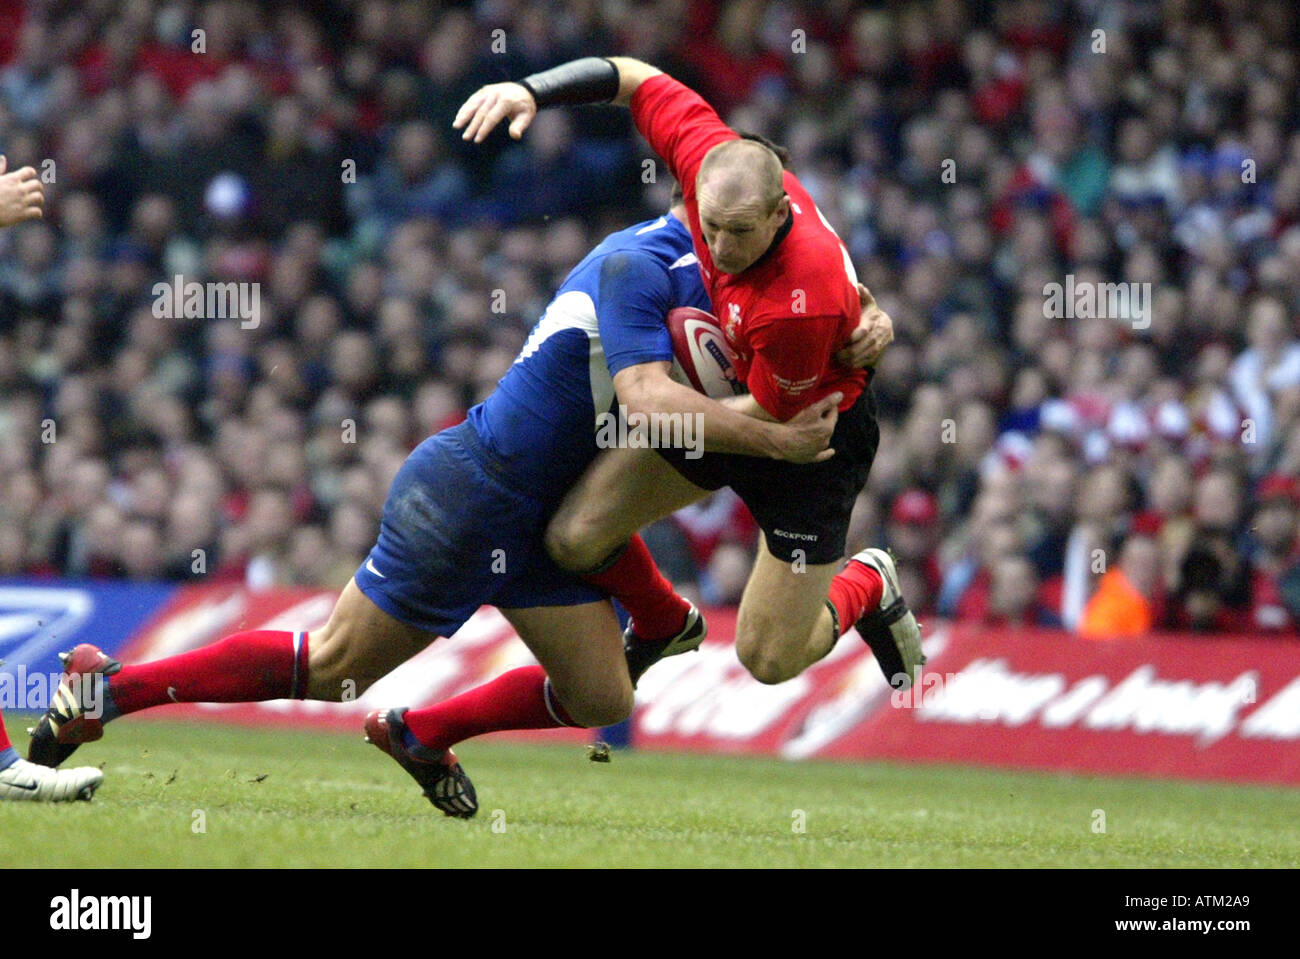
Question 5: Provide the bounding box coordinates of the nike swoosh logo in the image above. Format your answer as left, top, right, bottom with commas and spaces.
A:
167, 686, 180, 703
365, 558, 386, 579
4, 777, 38, 791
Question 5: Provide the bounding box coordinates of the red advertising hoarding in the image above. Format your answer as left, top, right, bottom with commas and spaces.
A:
835, 626, 1300, 786
117, 584, 1300, 785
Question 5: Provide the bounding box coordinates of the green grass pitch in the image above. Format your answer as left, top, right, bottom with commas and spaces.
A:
2, 719, 1297, 867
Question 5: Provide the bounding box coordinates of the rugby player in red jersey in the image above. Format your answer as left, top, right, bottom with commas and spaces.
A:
456, 57, 923, 689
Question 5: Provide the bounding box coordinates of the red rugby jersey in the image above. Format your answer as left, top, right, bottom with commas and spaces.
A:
630, 74, 866, 421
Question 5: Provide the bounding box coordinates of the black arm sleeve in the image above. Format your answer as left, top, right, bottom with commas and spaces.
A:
519, 57, 619, 109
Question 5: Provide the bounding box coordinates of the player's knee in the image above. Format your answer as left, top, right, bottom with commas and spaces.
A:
556, 682, 634, 728
572, 697, 633, 729
736, 633, 799, 685
544, 514, 608, 573
739, 650, 798, 685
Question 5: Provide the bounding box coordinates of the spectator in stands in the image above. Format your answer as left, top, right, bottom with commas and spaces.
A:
884, 488, 941, 616
940, 514, 1021, 621
984, 554, 1059, 628
1022, 454, 1076, 585
1229, 296, 1300, 456
1060, 463, 1139, 629
1146, 454, 1196, 585
1079, 534, 1161, 639
1169, 471, 1253, 632
1248, 474, 1300, 635
364, 119, 471, 231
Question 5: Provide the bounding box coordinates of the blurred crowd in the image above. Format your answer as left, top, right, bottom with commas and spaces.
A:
1, 0, 1298, 637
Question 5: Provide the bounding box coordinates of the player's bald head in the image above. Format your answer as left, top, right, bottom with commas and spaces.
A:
694, 138, 790, 275
696, 139, 785, 216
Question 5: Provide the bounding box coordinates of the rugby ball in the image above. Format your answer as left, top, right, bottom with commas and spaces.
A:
667, 306, 746, 399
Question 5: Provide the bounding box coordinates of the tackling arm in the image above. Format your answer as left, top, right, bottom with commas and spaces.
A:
613, 361, 838, 463
718, 392, 777, 422
595, 248, 835, 462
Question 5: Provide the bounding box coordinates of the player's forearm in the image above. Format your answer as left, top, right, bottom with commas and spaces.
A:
620, 373, 784, 458
719, 393, 778, 422
456, 58, 667, 144
518, 57, 659, 110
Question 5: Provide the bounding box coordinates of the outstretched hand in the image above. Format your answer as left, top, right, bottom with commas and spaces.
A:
453, 82, 538, 143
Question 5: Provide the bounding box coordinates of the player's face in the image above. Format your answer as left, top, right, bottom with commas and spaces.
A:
697, 192, 789, 275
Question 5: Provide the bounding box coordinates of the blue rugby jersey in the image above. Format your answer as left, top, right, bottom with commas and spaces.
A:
466, 212, 711, 502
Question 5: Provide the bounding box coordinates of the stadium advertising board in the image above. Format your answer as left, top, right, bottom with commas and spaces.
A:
3, 582, 1297, 785
839, 626, 1300, 787
0, 580, 176, 704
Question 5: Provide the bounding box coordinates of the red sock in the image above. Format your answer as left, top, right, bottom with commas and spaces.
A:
829, 562, 884, 635
0, 710, 11, 752
402, 666, 579, 753
581, 535, 690, 641
106, 630, 310, 718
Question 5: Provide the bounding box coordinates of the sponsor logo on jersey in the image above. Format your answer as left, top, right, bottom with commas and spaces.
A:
772, 373, 819, 396
772, 529, 818, 541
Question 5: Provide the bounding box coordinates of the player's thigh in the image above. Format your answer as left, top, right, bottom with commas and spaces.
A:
307, 578, 438, 700
546, 446, 709, 570
734, 540, 839, 683
498, 601, 631, 727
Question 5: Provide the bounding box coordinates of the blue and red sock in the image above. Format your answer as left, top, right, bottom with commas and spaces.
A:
103, 630, 310, 720
401, 666, 579, 755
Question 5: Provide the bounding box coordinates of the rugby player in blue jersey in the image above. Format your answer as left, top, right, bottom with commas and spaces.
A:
26, 187, 884, 816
